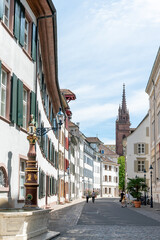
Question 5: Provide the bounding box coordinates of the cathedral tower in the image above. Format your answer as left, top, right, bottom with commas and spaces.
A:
116, 84, 131, 156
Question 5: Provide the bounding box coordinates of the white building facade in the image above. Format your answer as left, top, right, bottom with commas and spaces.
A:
0, 0, 70, 209
126, 114, 150, 188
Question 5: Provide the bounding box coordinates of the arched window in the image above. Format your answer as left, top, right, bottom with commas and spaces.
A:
0, 167, 7, 187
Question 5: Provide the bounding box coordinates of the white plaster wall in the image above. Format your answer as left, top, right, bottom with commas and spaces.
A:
126, 115, 150, 181
0, 26, 35, 91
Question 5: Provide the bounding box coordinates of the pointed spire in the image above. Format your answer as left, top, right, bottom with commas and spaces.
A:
122, 83, 127, 112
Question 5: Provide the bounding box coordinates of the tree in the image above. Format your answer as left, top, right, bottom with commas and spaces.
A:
118, 156, 125, 191
127, 177, 147, 201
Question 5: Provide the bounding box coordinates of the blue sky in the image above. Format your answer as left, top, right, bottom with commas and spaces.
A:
53, 0, 160, 144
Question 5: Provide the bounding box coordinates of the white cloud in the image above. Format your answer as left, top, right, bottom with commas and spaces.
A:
54, 0, 159, 140
128, 89, 149, 114
71, 103, 117, 123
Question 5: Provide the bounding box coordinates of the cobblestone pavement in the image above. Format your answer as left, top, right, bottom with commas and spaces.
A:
48, 198, 160, 240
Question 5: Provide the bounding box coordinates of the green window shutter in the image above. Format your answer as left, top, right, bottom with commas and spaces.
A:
49, 140, 52, 161
19, 3, 25, 46
39, 168, 41, 199
50, 177, 52, 195
0, 61, 1, 92
14, 0, 21, 40
30, 91, 36, 120
17, 79, 23, 126
10, 74, 18, 123
46, 135, 48, 159
50, 104, 53, 123
0, 1, 3, 19
31, 23, 37, 61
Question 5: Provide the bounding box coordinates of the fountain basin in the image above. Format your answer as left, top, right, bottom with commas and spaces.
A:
0, 208, 58, 240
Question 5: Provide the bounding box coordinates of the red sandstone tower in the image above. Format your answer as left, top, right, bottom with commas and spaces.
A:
116, 84, 131, 156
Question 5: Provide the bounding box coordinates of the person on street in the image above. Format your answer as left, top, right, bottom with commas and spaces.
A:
92, 190, 95, 203
121, 195, 127, 207
86, 192, 89, 203
120, 191, 124, 202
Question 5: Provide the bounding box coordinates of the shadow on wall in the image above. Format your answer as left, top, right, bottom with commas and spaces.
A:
0, 151, 13, 208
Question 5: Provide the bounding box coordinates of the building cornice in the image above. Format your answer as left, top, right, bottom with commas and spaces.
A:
146, 47, 160, 95
26, 0, 63, 114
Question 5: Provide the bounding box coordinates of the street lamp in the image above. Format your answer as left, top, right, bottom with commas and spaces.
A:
149, 164, 153, 208
144, 169, 146, 205
56, 107, 64, 204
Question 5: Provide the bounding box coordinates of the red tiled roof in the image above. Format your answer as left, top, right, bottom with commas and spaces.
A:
86, 137, 103, 144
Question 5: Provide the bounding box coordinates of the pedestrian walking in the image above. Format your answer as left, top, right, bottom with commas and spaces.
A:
92, 190, 95, 203
120, 191, 124, 202
86, 192, 89, 203
121, 195, 127, 207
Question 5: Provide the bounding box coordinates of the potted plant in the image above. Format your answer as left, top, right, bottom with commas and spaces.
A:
127, 177, 147, 208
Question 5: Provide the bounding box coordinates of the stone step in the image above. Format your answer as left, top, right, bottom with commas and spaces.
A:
30, 231, 60, 240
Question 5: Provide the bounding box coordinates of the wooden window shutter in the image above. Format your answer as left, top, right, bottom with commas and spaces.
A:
50, 104, 53, 123
145, 161, 149, 172
10, 74, 18, 123
39, 168, 41, 199
0, 1, 3, 19
45, 135, 48, 158
49, 140, 52, 161
134, 160, 138, 172
134, 144, 137, 154
17, 79, 23, 126
31, 23, 37, 61
146, 127, 149, 137
30, 91, 36, 120
145, 144, 149, 154
14, 0, 21, 40
19, 3, 25, 46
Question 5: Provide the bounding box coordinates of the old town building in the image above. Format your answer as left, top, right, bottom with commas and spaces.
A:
146, 47, 160, 203
116, 84, 131, 156
126, 114, 150, 189
0, 0, 70, 208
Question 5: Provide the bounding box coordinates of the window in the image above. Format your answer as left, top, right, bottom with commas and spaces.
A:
0, 168, 5, 187
3, 0, 10, 27
19, 160, 26, 199
23, 89, 27, 129
109, 176, 112, 182
105, 175, 107, 182
109, 188, 111, 194
105, 188, 107, 194
109, 166, 112, 171
24, 18, 29, 51
138, 143, 145, 154
0, 69, 7, 117
138, 160, 145, 172
105, 165, 107, 170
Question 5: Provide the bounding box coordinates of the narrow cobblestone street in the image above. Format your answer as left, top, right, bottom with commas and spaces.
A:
48, 198, 160, 240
